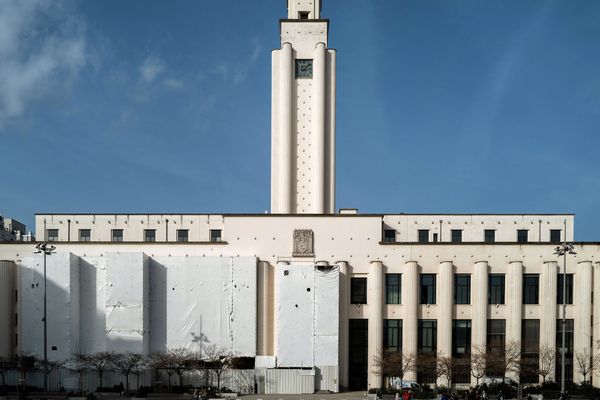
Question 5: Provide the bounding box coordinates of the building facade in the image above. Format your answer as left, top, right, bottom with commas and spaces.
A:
1, 0, 599, 393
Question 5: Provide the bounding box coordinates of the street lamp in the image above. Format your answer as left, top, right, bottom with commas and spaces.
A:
554, 222, 576, 397
34, 242, 56, 392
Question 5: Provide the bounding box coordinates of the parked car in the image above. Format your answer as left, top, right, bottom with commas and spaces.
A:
390, 378, 423, 392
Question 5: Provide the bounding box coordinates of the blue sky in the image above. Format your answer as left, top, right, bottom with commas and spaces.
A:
1, 0, 599, 240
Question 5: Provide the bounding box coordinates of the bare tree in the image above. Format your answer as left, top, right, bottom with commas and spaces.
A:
15, 353, 37, 392
203, 344, 234, 393
537, 345, 556, 384
471, 345, 486, 386
0, 356, 13, 393
575, 348, 600, 384
416, 352, 443, 392
486, 340, 521, 383
372, 350, 416, 388
70, 354, 88, 394
83, 352, 116, 389
151, 348, 194, 390
437, 356, 455, 388
112, 353, 145, 395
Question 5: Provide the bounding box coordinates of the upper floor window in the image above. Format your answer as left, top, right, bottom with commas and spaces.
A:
451, 230, 462, 243
111, 229, 123, 242
484, 229, 496, 243
47, 229, 59, 242
418, 320, 437, 353
488, 274, 505, 304
487, 319, 506, 353
210, 229, 222, 242
79, 229, 91, 242
383, 229, 396, 243
384, 319, 402, 352
177, 229, 189, 243
523, 274, 539, 304
517, 229, 528, 244
452, 319, 472, 356
144, 229, 156, 243
420, 274, 436, 304
454, 274, 471, 304
418, 229, 429, 243
550, 229, 562, 243
351, 277, 367, 304
299, 11, 309, 19
557, 273, 573, 304
385, 274, 401, 304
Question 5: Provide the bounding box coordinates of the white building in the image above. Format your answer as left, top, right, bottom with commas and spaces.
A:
1, 0, 600, 393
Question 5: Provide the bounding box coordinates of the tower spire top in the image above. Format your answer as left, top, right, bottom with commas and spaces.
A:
287, 0, 322, 19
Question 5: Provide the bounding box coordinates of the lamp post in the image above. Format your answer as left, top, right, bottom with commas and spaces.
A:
35, 242, 56, 392
554, 221, 576, 396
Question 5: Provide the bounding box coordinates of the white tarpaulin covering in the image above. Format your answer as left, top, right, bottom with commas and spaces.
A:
275, 263, 339, 368
21, 253, 79, 362
20, 253, 257, 358
105, 253, 149, 353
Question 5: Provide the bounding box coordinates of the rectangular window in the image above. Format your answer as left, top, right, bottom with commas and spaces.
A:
384, 319, 402, 352
488, 274, 505, 304
299, 11, 309, 19
383, 229, 396, 243
418, 229, 429, 243
550, 229, 562, 243
557, 273, 574, 304
433, 233, 438, 242
349, 319, 369, 390
454, 274, 471, 304
484, 229, 496, 243
177, 229, 189, 242
79, 229, 91, 242
144, 229, 156, 242
420, 274, 436, 304
521, 319, 540, 383
210, 229, 222, 242
451, 229, 462, 243
452, 319, 472, 356
111, 229, 123, 242
351, 277, 367, 304
487, 319, 506, 352
556, 319, 574, 383
517, 229, 528, 243
523, 274, 539, 304
418, 320, 437, 353
385, 274, 401, 304
47, 229, 59, 242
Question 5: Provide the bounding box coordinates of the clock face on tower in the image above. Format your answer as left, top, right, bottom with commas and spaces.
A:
295, 59, 313, 78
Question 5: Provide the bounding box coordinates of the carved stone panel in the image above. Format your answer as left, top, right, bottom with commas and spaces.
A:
293, 229, 314, 257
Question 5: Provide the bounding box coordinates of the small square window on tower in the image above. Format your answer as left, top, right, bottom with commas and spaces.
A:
210, 229, 222, 242
299, 12, 309, 19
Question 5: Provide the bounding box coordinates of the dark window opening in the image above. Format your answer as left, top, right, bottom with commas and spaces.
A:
488, 274, 505, 304
454, 274, 471, 304
420, 274, 436, 304
451, 229, 462, 243
47, 229, 59, 242
299, 12, 309, 19
351, 277, 367, 304
384, 319, 402, 352
418, 229, 429, 243
521, 319, 540, 384
111, 229, 123, 242
210, 229, 222, 242
523, 274, 539, 304
556, 319, 574, 383
144, 229, 156, 242
484, 229, 496, 243
452, 320, 472, 383
383, 229, 396, 243
417, 320, 437, 383
385, 274, 401, 304
349, 319, 368, 390
79, 229, 91, 242
177, 229, 189, 243
517, 229, 528, 243
486, 319, 506, 378
550, 229, 562, 243
557, 273, 573, 304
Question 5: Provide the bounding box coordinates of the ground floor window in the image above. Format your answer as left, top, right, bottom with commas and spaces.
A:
349, 319, 368, 390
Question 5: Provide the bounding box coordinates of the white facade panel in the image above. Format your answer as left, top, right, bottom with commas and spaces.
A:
265, 368, 315, 394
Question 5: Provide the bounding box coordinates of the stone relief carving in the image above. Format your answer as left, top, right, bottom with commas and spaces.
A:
293, 229, 314, 257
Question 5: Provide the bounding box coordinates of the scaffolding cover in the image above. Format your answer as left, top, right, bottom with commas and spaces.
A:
20, 253, 80, 362
275, 264, 339, 368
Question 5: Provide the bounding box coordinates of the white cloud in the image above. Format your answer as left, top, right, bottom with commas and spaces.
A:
0, 0, 87, 129
139, 57, 165, 83
163, 78, 184, 90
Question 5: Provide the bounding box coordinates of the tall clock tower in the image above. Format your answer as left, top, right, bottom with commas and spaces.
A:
271, 0, 336, 214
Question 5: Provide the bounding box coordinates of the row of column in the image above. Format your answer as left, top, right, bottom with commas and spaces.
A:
363, 260, 599, 389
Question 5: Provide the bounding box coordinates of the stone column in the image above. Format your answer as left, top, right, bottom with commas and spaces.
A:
594, 263, 600, 386
368, 261, 383, 389
404, 261, 419, 382
257, 261, 270, 355
472, 261, 488, 385
312, 42, 327, 214
541, 261, 558, 381
574, 261, 593, 384
278, 42, 293, 213
507, 261, 523, 382
337, 261, 350, 390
